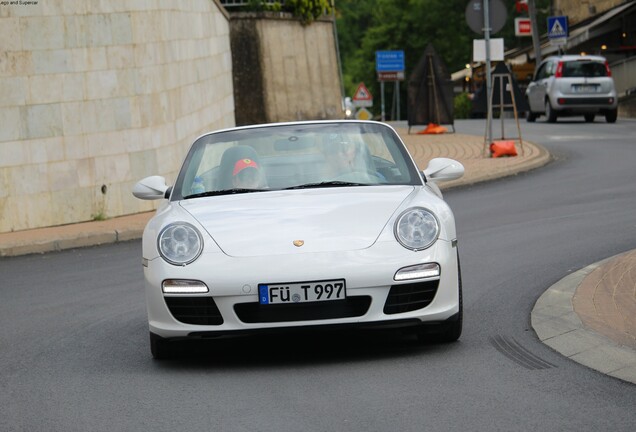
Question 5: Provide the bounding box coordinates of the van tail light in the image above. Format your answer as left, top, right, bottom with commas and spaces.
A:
605, 61, 612, 77
555, 61, 563, 78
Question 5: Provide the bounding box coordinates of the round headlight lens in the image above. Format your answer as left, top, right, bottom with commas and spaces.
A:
395, 208, 440, 251
158, 223, 203, 265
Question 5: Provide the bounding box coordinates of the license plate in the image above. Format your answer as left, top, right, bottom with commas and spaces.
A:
573, 85, 598, 93
258, 279, 346, 304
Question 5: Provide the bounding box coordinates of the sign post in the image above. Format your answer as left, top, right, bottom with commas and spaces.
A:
376, 50, 405, 121
465, 0, 507, 150
547, 16, 568, 51
514, 18, 532, 36
352, 82, 373, 108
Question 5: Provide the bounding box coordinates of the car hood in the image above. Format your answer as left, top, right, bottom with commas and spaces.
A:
180, 186, 414, 257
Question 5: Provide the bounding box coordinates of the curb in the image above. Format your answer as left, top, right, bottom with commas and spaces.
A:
0, 213, 151, 257
440, 141, 552, 190
532, 256, 636, 384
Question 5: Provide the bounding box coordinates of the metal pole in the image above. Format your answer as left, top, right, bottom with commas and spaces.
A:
527, 0, 542, 66
381, 81, 386, 121
499, 74, 504, 139
396, 81, 400, 121
484, 0, 493, 146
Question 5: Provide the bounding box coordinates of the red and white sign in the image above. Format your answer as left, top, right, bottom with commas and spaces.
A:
515, 18, 532, 36
377, 71, 405, 81
352, 82, 373, 107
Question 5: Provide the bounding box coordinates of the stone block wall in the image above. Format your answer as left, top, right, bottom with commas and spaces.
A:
230, 12, 343, 126
0, 0, 235, 232
553, 0, 625, 25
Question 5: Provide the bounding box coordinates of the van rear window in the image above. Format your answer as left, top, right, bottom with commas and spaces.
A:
562, 61, 608, 78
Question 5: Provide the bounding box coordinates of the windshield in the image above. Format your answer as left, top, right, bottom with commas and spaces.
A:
172, 122, 421, 200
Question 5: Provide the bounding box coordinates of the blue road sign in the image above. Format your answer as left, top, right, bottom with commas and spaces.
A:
547, 16, 568, 39
376, 51, 405, 72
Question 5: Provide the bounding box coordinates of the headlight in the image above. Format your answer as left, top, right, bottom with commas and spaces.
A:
158, 223, 203, 265
395, 208, 440, 251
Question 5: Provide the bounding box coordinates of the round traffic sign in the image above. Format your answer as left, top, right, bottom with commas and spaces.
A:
465, 0, 508, 35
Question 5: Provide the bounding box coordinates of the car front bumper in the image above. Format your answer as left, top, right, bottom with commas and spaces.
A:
143, 240, 460, 339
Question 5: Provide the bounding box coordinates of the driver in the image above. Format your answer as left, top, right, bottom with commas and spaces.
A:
232, 158, 263, 189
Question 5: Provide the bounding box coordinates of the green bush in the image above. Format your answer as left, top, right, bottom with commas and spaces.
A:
241, 0, 332, 23
286, 0, 332, 23
454, 93, 472, 119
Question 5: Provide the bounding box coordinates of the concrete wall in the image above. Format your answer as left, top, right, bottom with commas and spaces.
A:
0, 0, 235, 233
619, 93, 636, 117
230, 12, 343, 126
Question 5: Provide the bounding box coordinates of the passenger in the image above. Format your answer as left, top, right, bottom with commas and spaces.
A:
321, 133, 383, 184
232, 158, 264, 189
323, 133, 364, 178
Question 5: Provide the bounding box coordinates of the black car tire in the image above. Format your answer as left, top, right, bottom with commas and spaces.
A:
526, 110, 537, 123
584, 114, 595, 123
545, 100, 557, 123
605, 108, 618, 123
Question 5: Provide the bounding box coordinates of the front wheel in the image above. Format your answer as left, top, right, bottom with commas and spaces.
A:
417, 255, 463, 343
526, 110, 537, 123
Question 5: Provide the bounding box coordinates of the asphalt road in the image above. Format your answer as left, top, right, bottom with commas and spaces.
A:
1, 119, 635, 431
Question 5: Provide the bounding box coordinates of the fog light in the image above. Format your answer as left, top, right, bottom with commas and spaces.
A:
162, 279, 208, 294
394, 263, 440, 281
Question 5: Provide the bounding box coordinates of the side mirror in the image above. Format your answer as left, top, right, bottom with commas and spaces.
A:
422, 158, 464, 182
132, 176, 170, 200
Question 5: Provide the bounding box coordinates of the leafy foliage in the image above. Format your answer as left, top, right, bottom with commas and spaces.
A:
453, 92, 472, 119
238, 0, 332, 23
286, 0, 333, 23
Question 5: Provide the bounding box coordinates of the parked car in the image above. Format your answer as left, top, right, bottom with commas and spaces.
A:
133, 120, 464, 359
526, 55, 618, 123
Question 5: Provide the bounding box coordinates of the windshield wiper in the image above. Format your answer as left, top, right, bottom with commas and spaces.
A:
184, 188, 268, 199
284, 181, 368, 190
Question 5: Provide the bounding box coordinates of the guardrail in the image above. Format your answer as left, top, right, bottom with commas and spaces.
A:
611, 57, 636, 97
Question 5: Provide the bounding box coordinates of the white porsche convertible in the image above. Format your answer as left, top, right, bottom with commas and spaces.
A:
133, 120, 464, 359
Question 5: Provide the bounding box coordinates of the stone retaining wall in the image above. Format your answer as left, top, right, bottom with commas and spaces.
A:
553, 0, 624, 24
230, 12, 343, 126
0, 0, 235, 232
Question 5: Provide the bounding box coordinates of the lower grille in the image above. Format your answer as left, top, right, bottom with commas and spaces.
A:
234, 296, 371, 323
383, 280, 439, 315
164, 297, 224, 325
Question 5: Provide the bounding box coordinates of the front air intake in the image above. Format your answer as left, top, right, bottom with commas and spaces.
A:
383, 280, 439, 315
164, 297, 224, 325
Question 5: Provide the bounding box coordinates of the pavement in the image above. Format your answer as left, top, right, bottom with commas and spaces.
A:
0, 125, 634, 384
